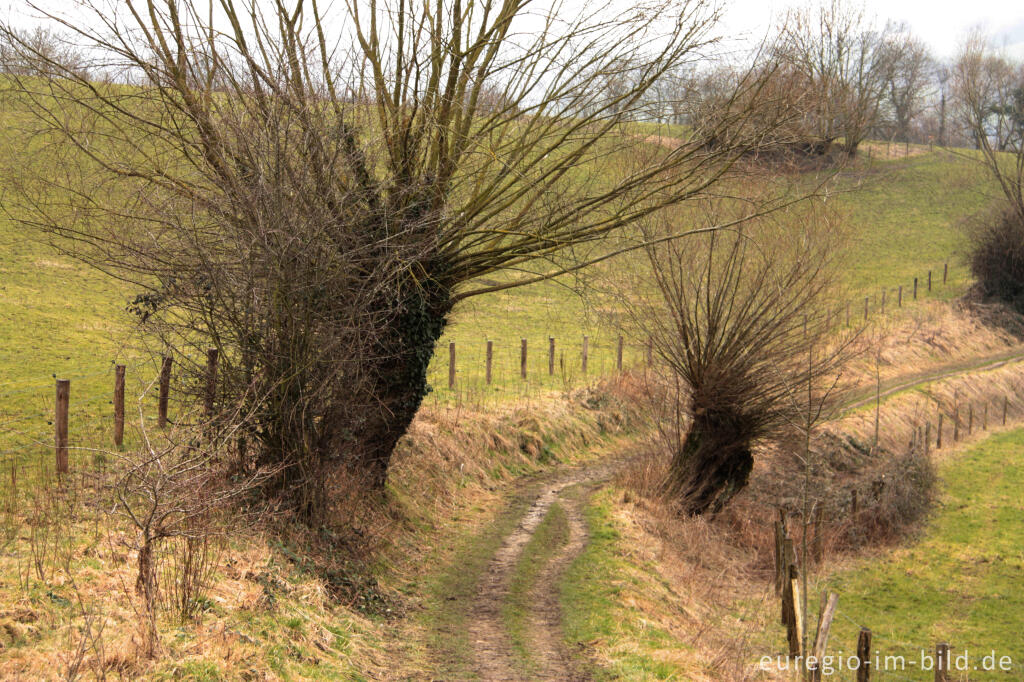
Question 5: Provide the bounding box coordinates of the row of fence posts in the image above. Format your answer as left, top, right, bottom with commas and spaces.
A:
447, 334, 651, 389
773, 511, 960, 681
846, 263, 948, 326
51, 351, 218, 475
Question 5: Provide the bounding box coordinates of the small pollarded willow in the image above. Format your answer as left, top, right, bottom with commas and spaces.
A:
1, 0, 799, 517
625, 202, 851, 515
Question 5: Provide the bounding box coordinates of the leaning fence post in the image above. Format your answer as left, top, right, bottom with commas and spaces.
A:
448, 342, 456, 389
856, 628, 872, 682
205, 348, 219, 416
486, 341, 493, 385
114, 364, 125, 447
548, 337, 555, 376
581, 335, 589, 374
810, 592, 839, 682
616, 335, 624, 371
55, 379, 70, 475
520, 338, 527, 379
158, 355, 172, 428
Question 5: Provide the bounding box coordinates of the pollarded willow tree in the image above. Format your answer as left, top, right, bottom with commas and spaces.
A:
1, 0, 795, 516
623, 202, 851, 515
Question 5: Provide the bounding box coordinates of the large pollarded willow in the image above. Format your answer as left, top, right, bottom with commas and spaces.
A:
2, 0, 791, 516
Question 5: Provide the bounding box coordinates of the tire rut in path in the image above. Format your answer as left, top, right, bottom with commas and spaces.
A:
469, 461, 620, 681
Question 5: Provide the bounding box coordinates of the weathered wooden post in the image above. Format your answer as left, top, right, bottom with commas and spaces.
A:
953, 403, 960, 442
928, 269, 932, 291
448, 342, 456, 389
520, 338, 527, 379
913, 277, 918, 300
898, 285, 903, 307
968, 404, 973, 435
856, 628, 872, 681
114, 364, 125, 447
158, 355, 172, 428
55, 379, 70, 475
937, 413, 943, 449
943, 262, 948, 284
983, 402, 988, 430
486, 341, 493, 385
548, 337, 556, 376
851, 489, 859, 516
1003, 396, 1008, 426
581, 335, 589, 374
925, 421, 931, 456
786, 563, 803, 658
810, 592, 839, 682
935, 642, 950, 682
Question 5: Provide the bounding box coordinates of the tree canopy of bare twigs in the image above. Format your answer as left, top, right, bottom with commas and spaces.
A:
774, 0, 893, 156
0, 0, 799, 518
623, 202, 850, 515
953, 32, 1024, 221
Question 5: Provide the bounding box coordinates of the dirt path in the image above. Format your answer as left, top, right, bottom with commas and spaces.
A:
468, 458, 624, 681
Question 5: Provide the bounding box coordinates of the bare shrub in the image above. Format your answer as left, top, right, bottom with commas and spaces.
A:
968, 206, 1024, 313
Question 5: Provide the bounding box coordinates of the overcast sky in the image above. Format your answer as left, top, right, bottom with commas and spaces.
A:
721, 0, 1024, 59
6, 0, 1024, 60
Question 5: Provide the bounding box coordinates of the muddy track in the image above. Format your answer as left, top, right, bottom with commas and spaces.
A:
469, 459, 624, 681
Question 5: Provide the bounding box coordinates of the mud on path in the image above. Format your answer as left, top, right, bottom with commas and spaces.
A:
469, 458, 626, 681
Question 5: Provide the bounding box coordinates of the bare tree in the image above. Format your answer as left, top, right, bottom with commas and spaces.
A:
880, 25, 934, 143
0, 0, 794, 516
624, 202, 850, 514
953, 32, 1024, 219
775, 0, 893, 156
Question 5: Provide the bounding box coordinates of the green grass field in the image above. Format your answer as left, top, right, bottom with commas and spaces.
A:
822, 428, 1024, 680
0, 135, 1000, 465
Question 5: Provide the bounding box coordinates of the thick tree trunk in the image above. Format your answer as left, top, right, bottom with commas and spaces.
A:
664, 416, 754, 515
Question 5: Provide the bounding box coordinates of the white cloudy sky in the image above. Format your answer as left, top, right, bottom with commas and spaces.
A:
5, 0, 1024, 60
721, 0, 1024, 58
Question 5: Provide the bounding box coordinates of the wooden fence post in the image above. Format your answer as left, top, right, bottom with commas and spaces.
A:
937, 413, 943, 449
114, 364, 125, 447
205, 348, 219, 416
158, 356, 172, 429
810, 592, 839, 682
520, 338, 527, 379
616, 335, 624, 371
851, 489, 858, 516
953, 403, 960, 442
787, 564, 803, 658
548, 337, 555, 376
774, 512, 787, 594
928, 270, 932, 291
55, 379, 70, 475
913, 277, 918, 300
925, 421, 931, 456
983, 402, 988, 430
486, 341, 493, 385
943, 262, 948, 284
448, 342, 456, 389
581, 336, 589, 374
898, 285, 902, 307
856, 628, 872, 682
968, 404, 973, 435
935, 642, 950, 682
1003, 396, 1008, 426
